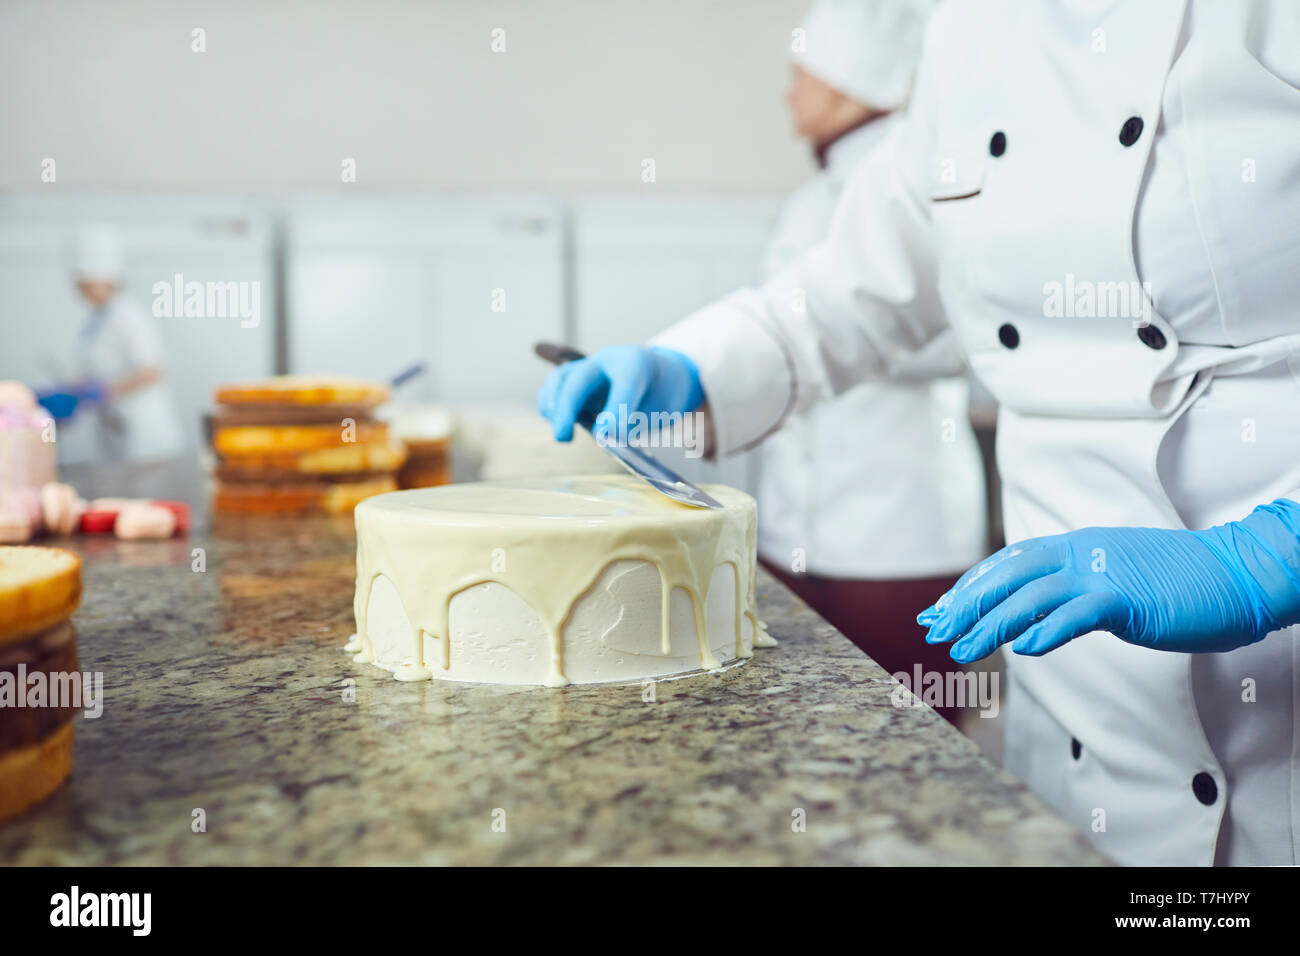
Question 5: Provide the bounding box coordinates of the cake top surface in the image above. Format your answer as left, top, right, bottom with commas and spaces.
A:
214, 374, 390, 408
357, 474, 750, 524
0, 545, 82, 645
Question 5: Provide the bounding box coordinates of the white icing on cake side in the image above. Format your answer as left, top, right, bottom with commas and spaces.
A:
0, 422, 57, 491
350, 475, 763, 686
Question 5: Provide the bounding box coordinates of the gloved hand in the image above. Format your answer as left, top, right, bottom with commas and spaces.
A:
74, 380, 108, 406
536, 345, 704, 442
918, 499, 1300, 663
36, 391, 80, 421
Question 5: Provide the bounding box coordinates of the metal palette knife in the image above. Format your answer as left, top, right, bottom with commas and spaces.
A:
534, 342, 724, 509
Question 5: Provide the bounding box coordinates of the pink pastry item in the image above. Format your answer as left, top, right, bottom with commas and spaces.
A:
88, 497, 137, 511
0, 489, 41, 543
114, 503, 176, 540
39, 482, 85, 536
149, 499, 191, 533
0, 503, 33, 543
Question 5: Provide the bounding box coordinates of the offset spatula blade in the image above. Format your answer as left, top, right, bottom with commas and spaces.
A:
534, 341, 725, 510
598, 439, 726, 509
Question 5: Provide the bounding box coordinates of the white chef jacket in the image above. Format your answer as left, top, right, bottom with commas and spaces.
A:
756, 117, 987, 579
653, 0, 1300, 865
77, 295, 186, 463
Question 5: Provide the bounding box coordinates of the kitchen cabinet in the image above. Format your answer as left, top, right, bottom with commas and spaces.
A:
284, 195, 566, 405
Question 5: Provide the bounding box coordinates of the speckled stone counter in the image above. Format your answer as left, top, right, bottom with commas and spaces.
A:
0, 461, 1106, 865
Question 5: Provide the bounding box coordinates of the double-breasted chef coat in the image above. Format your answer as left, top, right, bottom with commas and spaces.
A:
654, 0, 1300, 865
756, 117, 988, 580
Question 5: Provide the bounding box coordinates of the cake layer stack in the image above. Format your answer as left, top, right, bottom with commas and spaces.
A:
211, 375, 405, 515
384, 405, 453, 489
0, 546, 81, 823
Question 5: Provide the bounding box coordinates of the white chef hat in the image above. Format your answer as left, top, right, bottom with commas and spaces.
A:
792, 0, 937, 110
71, 221, 125, 282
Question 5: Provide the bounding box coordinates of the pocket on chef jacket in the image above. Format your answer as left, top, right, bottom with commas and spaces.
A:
928, 143, 987, 203
927, 143, 990, 271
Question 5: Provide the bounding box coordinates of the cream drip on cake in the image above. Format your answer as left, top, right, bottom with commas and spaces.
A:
348, 474, 770, 686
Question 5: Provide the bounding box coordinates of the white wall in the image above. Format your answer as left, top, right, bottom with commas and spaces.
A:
574, 194, 779, 492
0, 0, 811, 192
284, 193, 567, 405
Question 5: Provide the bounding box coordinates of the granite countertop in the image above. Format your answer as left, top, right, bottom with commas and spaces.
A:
1, 461, 1106, 865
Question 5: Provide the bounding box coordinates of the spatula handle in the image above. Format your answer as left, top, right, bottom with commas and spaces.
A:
534, 342, 586, 366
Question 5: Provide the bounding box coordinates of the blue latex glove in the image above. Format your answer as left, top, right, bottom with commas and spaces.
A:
74, 380, 108, 406
536, 345, 704, 443
918, 499, 1300, 663
36, 391, 80, 420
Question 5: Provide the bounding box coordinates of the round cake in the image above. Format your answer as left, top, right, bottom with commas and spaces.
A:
348, 475, 768, 686
0, 545, 82, 823
210, 374, 402, 515
0, 384, 58, 543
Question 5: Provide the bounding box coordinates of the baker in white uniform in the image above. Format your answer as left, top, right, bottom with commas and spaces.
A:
539, 0, 1300, 866
43, 223, 186, 463
755, 0, 986, 721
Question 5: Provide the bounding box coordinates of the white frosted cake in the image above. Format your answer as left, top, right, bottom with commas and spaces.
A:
347, 474, 772, 686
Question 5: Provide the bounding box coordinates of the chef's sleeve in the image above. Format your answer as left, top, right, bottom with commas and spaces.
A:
650, 16, 949, 458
